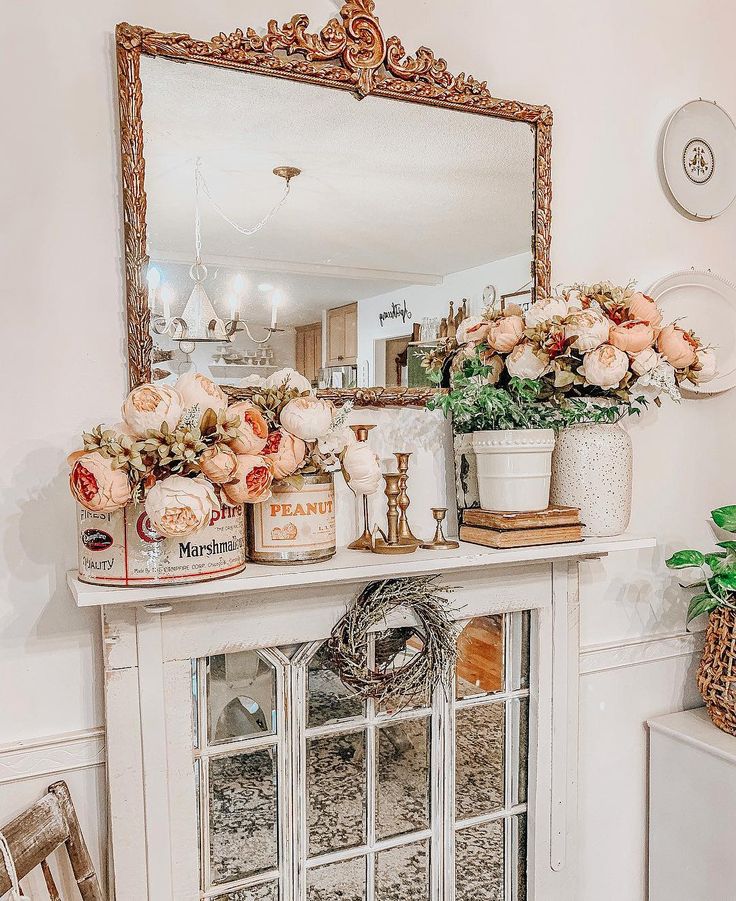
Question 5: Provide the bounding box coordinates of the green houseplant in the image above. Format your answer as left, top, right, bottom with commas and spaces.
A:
667, 504, 736, 735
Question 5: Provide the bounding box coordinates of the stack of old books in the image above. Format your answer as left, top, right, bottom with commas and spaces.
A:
460, 505, 583, 549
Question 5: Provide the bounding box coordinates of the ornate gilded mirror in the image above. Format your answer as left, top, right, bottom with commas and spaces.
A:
117, 1, 551, 406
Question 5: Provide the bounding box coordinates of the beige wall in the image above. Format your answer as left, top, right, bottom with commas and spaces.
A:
2, 1, 736, 898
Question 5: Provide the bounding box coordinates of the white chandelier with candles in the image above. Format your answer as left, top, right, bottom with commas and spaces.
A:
150, 158, 300, 352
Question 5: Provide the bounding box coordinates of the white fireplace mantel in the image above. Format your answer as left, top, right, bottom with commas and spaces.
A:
69, 534, 654, 901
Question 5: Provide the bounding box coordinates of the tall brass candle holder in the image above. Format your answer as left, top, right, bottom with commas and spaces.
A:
420, 507, 460, 550
347, 424, 377, 551
394, 452, 420, 547
371, 473, 417, 555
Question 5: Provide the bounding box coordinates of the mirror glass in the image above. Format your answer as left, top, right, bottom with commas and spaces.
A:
140, 57, 535, 390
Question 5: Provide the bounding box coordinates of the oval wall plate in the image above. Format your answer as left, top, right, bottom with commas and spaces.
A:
662, 100, 736, 219
649, 269, 736, 394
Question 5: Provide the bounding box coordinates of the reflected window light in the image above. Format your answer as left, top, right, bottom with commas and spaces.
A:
258, 282, 274, 293
146, 266, 161, 291
232, 273, 247, 294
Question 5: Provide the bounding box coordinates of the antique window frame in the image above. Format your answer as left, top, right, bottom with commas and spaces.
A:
116, 0, 553, 406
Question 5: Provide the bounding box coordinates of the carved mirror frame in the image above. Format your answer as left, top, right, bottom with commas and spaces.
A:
117, 0, 552, 406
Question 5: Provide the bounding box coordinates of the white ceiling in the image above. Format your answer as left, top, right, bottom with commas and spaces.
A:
141, 55, 535, 325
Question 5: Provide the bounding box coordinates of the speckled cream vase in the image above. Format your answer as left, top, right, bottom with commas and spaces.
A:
550, 422, 632, 537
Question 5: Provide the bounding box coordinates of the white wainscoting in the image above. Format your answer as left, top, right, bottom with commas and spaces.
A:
580, 630, 704, 676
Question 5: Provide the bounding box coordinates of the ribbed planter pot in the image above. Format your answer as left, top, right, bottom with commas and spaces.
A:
698, 607, 736, 736
472, 428, 555, 513
550, 421, 632, 537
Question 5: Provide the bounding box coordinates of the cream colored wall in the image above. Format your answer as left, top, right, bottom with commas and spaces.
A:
2, 1, 736, 898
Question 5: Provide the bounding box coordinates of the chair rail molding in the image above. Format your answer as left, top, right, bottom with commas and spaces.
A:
0, 729, 106, 786
579, 630, 704, 676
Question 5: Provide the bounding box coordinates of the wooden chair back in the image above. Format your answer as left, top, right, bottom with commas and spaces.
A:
0, 781, 103, 900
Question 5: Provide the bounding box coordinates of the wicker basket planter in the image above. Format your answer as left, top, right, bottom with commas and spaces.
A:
698, 607, 736, 736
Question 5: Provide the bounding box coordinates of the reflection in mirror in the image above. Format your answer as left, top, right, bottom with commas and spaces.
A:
456, 702, 505, 819
375, 627, 428, 713
308, 643, 365, 728
209, 749, 278, 884
457, 615, 504, 699
456, 819, 504, 901
307, 855, 366, 901
376, 718, 431, 840
207, 651, 276, 744
307, 731, 367, 856
510, 610, 531, 691
375, 841, 430, 900
515, 815, 528, 901
213, 883, 278, 901
139, 57, 535, 390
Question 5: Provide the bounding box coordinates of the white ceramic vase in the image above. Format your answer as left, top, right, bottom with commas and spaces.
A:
550, 422, 632, 537
472, 428, 556, 513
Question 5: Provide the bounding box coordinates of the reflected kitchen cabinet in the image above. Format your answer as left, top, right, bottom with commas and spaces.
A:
326, 302, 358, 366
295, 322, 322, 387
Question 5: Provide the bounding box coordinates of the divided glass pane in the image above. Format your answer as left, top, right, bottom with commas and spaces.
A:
456, 819, 505, 901
308, 644, 365, 728
456, 616, 504, 699
375, 627, 429, 714
213, 883, 278, 901
377, 718, 431, 840
514, 815, 527, 901
307, 730, 367, 856
207, 651, 276, 744
518, 698, 529, 806
510, 610, 531, 691
307, 856, 366, 901
209, 749, 278, 884
455, 702, 505, 819
375, 841, 430, 900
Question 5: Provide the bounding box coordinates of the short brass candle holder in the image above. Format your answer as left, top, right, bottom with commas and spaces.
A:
420, 507, 460, 550
371, 473, 417, 555
394, 452, 421, 547
347, 424, 377, 551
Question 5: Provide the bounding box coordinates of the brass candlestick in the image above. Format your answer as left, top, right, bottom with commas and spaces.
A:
394, 452, 420, 547
420, 507, 460, 550
347, 424, 377, 551
371, 473, 417, 555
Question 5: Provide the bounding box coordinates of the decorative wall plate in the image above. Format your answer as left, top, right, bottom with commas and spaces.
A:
662, 100, 736, 219
649, 269, 736, 394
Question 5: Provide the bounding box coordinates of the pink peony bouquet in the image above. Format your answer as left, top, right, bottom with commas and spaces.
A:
69, 369, 380, 539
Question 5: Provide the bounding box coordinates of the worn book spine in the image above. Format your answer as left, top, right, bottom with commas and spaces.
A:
460, 523, 584, 549
462, 505, 580, 531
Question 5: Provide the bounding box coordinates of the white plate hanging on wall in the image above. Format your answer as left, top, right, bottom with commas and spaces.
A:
649, 269, 736, 394
662, 100, 736, 219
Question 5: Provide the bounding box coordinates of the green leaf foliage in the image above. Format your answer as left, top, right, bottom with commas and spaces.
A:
687, 594, 720, 624
717, 541, 736, 551
712, 506, 736, 533
665, 550, 706, 569
715, 570, 736, 591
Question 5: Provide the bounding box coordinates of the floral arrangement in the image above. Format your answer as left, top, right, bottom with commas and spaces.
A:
424, 281, 713, 422
69, 368, 381, 539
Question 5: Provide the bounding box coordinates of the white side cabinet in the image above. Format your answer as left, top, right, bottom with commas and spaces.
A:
649, 708, 736, 901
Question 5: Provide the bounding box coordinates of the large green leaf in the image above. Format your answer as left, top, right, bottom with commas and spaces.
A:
712, 506, 736, 533
687, 594, 720, 624
715, 570, 736, 591
717, 541, 736, 551
666, 550, 706, 569
705, 553, 729, 571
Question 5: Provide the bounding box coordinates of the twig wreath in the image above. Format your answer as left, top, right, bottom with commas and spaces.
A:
328, 575, 458, 706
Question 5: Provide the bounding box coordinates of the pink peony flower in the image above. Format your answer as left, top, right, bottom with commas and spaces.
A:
227, 402, 269, 455
199, 445, 238, 484
579, 344, 630, 388
121, 384, 183, 437
70, 452, 132, 513
505, 343, 548, 380
175, 371, 228, 419
627, 292, 663, 329
456, 317, 491, 345
609, 319, 655, 354
145, 475, 219, 538
343, 443, 382, 495
280, 396, 334, 441
486, 315, 525, 353
222, 455, 274, 504
564, 309, 611, 352
657, 324, 698, 369
262, 429, 307, 480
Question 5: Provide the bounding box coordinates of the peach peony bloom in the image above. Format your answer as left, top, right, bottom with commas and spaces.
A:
262, 429, 307, 480
693, 347, 717, 383
175, 371, 228, 419
506, 343, 548, 380
486, 315, 525, 353
264, 368, 312, 393
630, 347, 661, 376
121, 384, 183, 437
579, 344, 630, 388
70, 452, 132, 513
343, 443, 382, 495
525, 295, 577, 327
564, 309, 610, 352
199, 445, 238, 484
222, 455, 274, 504
627, 292, 663, 329
145, 475, 219, 538
227, 402, 269, 455
609, 319, 655, 354
657, 324, 698, 369
280, 396, 334, 441
456, 317, 491, 345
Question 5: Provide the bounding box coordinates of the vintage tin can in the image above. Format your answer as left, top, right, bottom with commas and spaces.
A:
246, 472, 336, 564
76, 501, 246, 587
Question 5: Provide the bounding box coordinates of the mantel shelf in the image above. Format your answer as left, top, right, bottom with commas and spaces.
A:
67, 534, 655, 608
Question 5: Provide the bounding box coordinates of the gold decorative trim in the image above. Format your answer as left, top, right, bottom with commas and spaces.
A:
116, 2, 553, 405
